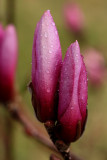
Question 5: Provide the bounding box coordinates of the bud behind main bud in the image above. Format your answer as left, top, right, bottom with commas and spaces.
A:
63, 3, 85, 34
32, 10, 62, 122
84, 48, 107, 86
57, 41, 88, 143
0, 25, 18, 102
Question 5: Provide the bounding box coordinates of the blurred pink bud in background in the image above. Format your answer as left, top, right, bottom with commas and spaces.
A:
0, 24, 18, 103
32, 10, 62, 122
57, 41, 88, 143
63, 3, 85, 34
84, 48, 107, 86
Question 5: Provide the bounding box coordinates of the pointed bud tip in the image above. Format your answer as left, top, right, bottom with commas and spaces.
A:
6, 25, 16, 33
43, 10, 51, 18
73, 40, 79, 47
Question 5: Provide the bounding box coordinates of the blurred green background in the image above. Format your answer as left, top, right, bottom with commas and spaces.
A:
0, 0, 107, 160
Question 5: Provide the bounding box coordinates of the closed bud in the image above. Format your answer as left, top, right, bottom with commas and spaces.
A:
57, 41, 88, 143
32, 10, 62, 122
84, 48, 107, 86
63, 3, 85, 33
0, 25, 18, 102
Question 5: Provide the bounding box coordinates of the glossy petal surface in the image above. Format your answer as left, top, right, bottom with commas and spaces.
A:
58, 41, 87, 142
32, 10, 62, 122
0, 25, 18, 102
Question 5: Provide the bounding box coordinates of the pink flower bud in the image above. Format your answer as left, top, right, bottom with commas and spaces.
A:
57, 41, 88, 143
63, 3, 85, 33
84, 48, 106, 86
0, 25, 18, 102
0, 25, 4, 47
32, 10, 62, 122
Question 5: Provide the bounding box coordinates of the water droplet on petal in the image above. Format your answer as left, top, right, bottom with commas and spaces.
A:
44, 32, 48, 38
52, 22, 55, 26
46, 70, 50, 74
47, 88, 51, 93
55, 31, 57, 35
49, 50, 52, 54
43, 45, 46, 49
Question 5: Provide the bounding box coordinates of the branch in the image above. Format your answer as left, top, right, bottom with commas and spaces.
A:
45, 121, 72, 160
6, 93, 55, 150
6, 0, 15, 24
50, 154, 62, 160
6, 93, 83, 160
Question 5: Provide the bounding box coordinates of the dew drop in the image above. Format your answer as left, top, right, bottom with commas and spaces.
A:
50, 77, 53, 81
52, 22, 55, 26
46, 22, 49, 26
46, 70, 50, 74
64, 67, 67, 71
47, 88, 51, 93
43, 45, 46, 49
44, 32, 48, 38
49, 50, 52, 54
55, 31, 57, 35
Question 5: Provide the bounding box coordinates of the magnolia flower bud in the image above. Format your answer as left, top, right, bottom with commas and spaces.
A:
84, 48, 107, 86
63, 3, 85, 33
32, 10, 62, 122
0, 25, 18, 102
0, 25, 4, 46
57, 41, 88, 143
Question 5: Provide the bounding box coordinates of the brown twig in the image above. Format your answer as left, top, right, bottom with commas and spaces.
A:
50, 154, 62, 160
6, 93, 55, 151
45, 121, 83, 160
6, 0, 15, 24
0, 107, 14, 160
6, 93, 82, 160
4, 112, 14, 160
45, 121, 72, 160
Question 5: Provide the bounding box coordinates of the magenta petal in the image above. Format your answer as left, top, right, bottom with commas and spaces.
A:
78, 57, 88, 124
58, 40, 87, 142
0, 25, 18, 102
32, 10, 62, 122
0, 24, 4, 51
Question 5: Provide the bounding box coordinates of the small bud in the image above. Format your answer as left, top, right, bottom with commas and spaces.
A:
0, 25, 18, 102
57, 41, 88, 143
84, 48, 107, 86
63, 3, 85, 33
32, 10, 62, 122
